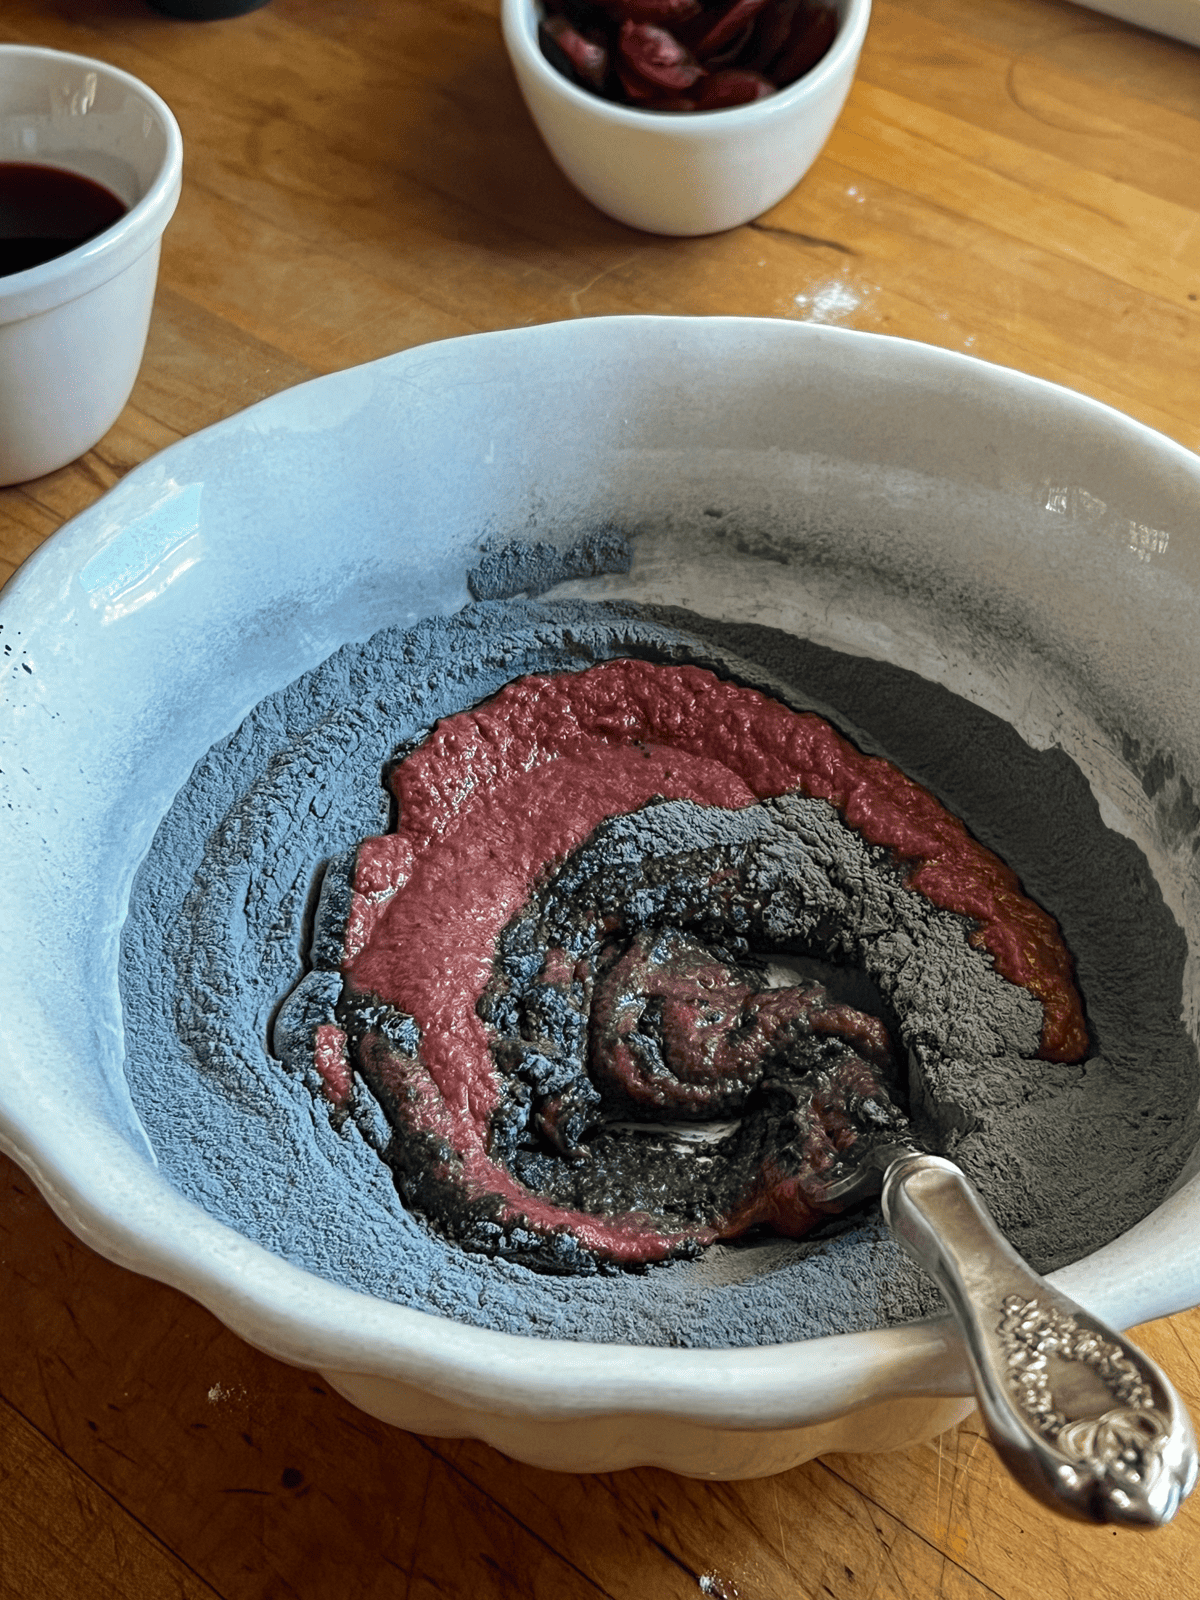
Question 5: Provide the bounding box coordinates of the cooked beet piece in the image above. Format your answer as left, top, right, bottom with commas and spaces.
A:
604, 0, 702, 22
541, 14, 609, 89
747, 0, 801, 72
685, 0, 771, 60
696, 20, 758, 69
543, 0, 608, 27
772, 2, 837, 85
618, 20, 705, 92
693, 66, 776, 107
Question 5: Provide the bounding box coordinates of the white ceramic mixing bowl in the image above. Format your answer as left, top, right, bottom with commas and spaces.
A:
500, 0, 870, 235
0, 45, 183, 485
2, 318, 1199, 1478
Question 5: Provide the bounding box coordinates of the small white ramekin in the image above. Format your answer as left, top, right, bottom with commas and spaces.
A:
501, 0, 870, 235
0, 45, 183, 485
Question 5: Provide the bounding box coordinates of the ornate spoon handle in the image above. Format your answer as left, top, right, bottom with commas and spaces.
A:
882, 1151, 1198, 1526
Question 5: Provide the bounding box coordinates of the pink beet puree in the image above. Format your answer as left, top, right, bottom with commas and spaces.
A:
312, 1023, 353, 1108
341, 659, 1086, 1261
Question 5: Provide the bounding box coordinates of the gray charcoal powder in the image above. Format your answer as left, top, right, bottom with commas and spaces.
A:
118, 597, 1200, 1347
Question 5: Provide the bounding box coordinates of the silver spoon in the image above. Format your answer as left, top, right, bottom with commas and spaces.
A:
820, 1136, 1198, 1527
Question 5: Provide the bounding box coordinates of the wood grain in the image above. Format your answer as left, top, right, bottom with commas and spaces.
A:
2, 1, 1199, 1595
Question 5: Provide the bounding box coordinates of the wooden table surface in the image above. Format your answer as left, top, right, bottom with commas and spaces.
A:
3, 1, 1200, 1596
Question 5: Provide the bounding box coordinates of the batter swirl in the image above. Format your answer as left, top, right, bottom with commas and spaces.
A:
281, 658, 1087, 1270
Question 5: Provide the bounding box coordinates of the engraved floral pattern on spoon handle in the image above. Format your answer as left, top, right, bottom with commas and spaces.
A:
880, 1154, 1198, 1527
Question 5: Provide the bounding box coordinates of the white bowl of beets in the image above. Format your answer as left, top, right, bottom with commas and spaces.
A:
501, 0, 872, 233
3, 317, 1200, 1478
